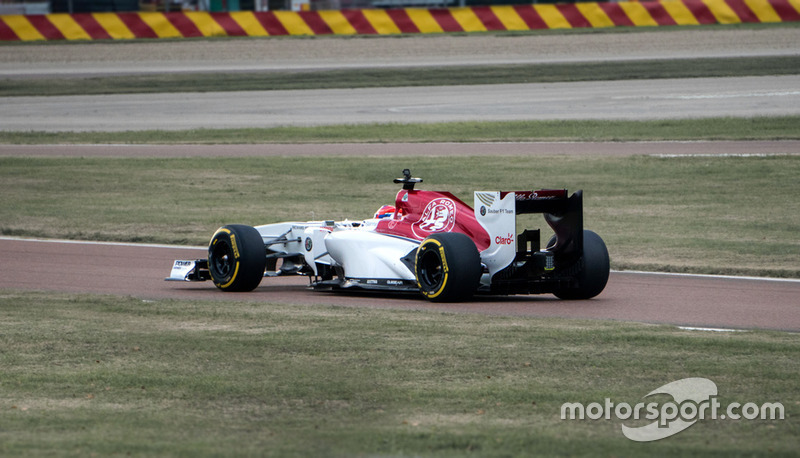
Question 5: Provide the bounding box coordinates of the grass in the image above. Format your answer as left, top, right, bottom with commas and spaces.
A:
1, 116, 799, 144
1, 155, 798, 277
0, 291, 797, 457
2, 24, 798, 456
2, 55, 798, 97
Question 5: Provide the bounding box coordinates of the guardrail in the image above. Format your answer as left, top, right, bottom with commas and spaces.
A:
1, 0, 798, 41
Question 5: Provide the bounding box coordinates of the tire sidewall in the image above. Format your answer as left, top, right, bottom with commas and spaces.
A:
415, 232, 481, 302
555, 230, 609, 300
208, 224, 266, 292
416, 237, 449, 300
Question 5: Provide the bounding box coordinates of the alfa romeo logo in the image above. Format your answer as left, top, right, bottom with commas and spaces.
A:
412, 198, 456, 239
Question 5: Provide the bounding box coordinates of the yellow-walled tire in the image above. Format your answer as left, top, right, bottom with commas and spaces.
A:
208, 224, 266, 292
415, 232, 481, 302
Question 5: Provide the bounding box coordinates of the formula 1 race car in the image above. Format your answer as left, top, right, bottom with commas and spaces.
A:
167, 170, 609, 302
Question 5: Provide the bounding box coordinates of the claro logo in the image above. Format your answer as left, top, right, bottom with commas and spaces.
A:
495, 233, 514, 245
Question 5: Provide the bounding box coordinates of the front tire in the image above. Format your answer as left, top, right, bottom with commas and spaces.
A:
554, 230, 609, 300
415, 233, 482, 302
208, 224, 266, 292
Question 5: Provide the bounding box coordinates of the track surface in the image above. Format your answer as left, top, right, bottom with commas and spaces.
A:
2, 27, 799, 132
2, 141, 799, 157
2, 28, 798, 331
3, 76, 800, 132
2, 237, 798, 331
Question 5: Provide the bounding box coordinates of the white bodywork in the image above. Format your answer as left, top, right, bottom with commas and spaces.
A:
473, 191, 517, 278
168, 191, 527, 288
251, 219, 423, 285
324, 230, 418, 281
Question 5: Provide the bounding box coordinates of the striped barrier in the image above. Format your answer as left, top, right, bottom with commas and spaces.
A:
1, 0, 798, 41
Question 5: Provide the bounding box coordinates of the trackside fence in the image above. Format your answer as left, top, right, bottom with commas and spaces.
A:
1, 0, 798, 41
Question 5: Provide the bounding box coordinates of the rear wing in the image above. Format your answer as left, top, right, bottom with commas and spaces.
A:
475, 189, 584, 278
511, 189, 583, 254
508, 189, 570, 213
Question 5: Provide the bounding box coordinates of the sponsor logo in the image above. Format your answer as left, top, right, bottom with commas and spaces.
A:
230, 234, 240, 259
516, 191, 539, 200
412, 198, 456, 238
354, 279, 412, 287
476, 192, 496, 207
475, 193, 513, 217
485, 208, 514, 215
495, 233, 514, 245
516, 190, 566, 200
174, 260, 194, 268
305, 237, 313, 252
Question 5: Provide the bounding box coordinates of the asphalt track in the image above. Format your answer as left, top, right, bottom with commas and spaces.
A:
2, 237, 798, 331
2, 27, 799, 131
2, 28, 798, 331
3, 76, 800, 132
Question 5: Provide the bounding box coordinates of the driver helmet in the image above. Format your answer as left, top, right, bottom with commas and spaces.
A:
374, 205, 396, 219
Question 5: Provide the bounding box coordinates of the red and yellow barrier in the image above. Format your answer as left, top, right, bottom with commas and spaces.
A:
1, 0, 798, 41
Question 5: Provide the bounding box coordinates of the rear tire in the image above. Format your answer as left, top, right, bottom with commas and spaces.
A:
208, 224, 266, 292
554, 230, 609, 300
415, 233, 482, 302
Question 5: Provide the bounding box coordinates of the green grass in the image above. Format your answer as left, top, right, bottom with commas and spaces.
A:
1, 155, 798, 277
0, 291, 797, 457
2, 23, 798, 457
2, 56, 798, 97
2, 116, 799, 144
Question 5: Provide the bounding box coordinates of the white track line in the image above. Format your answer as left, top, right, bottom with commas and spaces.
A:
618, 270, 800, 283
0, 235, 204, 250
678, 326, 746, 332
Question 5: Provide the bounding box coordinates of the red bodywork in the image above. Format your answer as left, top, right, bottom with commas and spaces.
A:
376, 189, 491, 251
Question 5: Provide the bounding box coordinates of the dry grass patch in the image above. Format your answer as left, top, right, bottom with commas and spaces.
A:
0, 291, 798, 456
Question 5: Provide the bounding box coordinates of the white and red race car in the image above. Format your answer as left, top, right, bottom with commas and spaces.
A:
167, 170, 609, 302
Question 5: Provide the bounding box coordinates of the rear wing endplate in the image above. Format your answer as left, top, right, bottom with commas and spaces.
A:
508, 189, 584, 263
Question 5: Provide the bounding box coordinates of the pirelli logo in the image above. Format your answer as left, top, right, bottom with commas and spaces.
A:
230, 234, 240, 259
